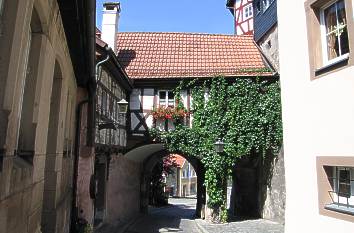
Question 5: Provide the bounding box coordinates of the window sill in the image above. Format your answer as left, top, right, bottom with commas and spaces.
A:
325, 203, 354, 216
315, 56, 349, 76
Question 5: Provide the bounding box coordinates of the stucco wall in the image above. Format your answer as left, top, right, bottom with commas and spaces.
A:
105, 156, 141, 227
278, 0, 354, 232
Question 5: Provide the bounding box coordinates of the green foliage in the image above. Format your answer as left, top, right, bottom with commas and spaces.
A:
150, 76, 282, 221
83, 224, 93, 233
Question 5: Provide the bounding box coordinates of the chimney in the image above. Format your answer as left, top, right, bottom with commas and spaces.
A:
101, 2, 121, 52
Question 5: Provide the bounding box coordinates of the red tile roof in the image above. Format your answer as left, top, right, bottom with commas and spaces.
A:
170, 154, 186, 168
116, 32, 271, 79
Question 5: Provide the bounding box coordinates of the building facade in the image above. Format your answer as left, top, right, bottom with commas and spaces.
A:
278, 0, 354, 231
75, 21, 134, 230
227, 0, 254, 35
166, 154, 197, 197
226, 0, 285, 223
253, 0, 279, 71
0, 0, 95, 233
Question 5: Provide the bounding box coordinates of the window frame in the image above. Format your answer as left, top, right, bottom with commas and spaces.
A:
304, 0, 353, 79
158, 90, 175, 107
319, 0, 350, 66
316, 157, 354, 221
244, 4, 253, 20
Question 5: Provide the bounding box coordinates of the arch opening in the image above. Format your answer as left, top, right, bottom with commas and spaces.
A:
126, 144, 206, 218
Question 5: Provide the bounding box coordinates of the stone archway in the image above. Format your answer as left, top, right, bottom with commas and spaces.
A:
124, 143, 206, 218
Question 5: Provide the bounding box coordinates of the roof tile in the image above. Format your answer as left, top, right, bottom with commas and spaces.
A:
116, 32, 271, 79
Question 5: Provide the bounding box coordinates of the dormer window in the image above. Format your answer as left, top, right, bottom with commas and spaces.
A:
159, 90, 175, 107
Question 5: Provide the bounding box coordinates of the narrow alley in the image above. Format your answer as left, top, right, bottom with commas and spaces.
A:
124, 198, 199, 233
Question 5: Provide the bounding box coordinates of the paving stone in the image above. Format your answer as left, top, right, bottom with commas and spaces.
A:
195, 218, 284, 233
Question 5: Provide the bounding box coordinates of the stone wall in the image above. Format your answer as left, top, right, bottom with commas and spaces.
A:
0, 0, 77, 233
105, 156, 141, 227
260, 148, 286, 224
257, 26, 279, 72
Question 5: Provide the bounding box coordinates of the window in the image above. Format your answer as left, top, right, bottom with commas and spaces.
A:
262, 0, 271, 11
255, 0, 261, 14
320, 0, 349, 63
159, 90, 175, 107
244, 4, 253, 20
305, 0, 353, 78
325, 166, 354, 215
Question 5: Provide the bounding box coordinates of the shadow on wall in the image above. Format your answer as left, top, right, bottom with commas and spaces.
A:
116, 49, 136, 70
228, 148, 285, 223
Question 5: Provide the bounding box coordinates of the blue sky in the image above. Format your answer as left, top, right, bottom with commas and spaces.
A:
96, 0, 234, 34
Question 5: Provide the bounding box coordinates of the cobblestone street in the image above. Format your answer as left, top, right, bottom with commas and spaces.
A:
122, 198, 284, 233
124, 198, 200, 233
195, 218, 284, 233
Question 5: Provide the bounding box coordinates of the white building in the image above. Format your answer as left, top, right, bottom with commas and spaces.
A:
278, 0, 354, 231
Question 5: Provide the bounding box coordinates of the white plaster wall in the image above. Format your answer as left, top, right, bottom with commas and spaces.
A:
278, 0, 354, 232
129, 89, 141, 110
143, 88, 154, 110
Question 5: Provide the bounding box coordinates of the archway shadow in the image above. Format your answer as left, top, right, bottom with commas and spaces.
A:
124, 143, 206, 219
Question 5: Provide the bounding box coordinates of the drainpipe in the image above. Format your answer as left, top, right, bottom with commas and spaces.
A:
95, 53, 110, 83
71, 99, 89, 232
70, 53, 111, 231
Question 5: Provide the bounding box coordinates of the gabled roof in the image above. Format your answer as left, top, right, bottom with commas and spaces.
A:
116, 32, 271, 79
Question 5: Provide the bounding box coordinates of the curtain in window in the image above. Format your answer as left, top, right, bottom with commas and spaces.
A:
337, 0, 349, 55
325, 4, 338, 60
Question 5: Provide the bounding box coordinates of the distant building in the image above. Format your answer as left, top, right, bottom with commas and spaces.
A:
166, 154, 197, 197
226, 0, 254, 35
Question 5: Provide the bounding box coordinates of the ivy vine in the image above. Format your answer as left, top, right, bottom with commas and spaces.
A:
150, 76, 282, 222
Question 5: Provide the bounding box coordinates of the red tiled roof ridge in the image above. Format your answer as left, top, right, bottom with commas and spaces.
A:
117, 31, 253, 38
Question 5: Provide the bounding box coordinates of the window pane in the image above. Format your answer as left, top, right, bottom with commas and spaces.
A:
337, 0, 346, 24
324, 0, 349, 60
168, 91, 174, 100
338, 169, 351, 197
159, 91, 166, 100
324, 4, 337, 34
168, 91, 175, 106
256, 1, 261, 13
159, 91, 166, 106
326, 33, 339, 60
340, 27, 349, 55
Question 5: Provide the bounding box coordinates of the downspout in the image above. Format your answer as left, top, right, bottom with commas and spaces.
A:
70, 54, 110, 231
95, 53, 110, 83
71, 99, 89, 232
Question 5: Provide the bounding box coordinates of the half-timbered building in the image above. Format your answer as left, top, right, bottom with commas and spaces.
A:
116, 32, 272, 146
227, 0, 254, 35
